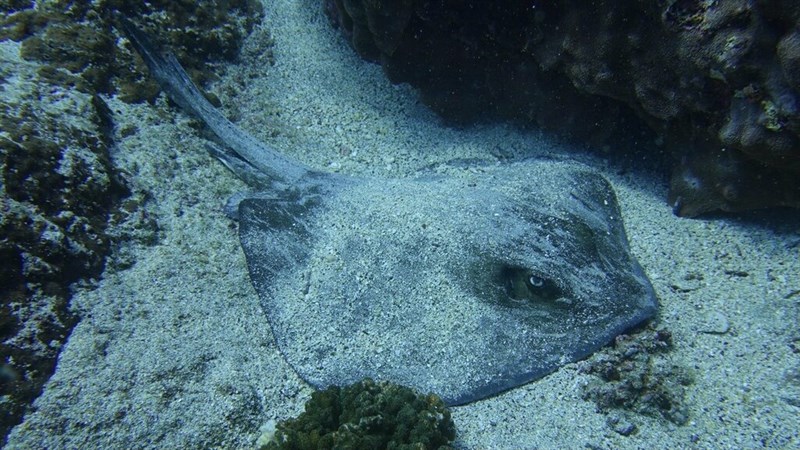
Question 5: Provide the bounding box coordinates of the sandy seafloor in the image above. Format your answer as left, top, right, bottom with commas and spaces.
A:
5, 0, 800, 448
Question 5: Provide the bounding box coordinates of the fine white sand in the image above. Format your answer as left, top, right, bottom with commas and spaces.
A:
6, 0, 800, 448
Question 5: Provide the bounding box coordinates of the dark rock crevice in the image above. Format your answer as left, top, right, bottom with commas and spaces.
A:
325, 0, 800, 216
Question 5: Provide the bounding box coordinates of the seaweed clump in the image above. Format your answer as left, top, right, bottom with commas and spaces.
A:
578, 327, 693, 432
259, 379, 456, 450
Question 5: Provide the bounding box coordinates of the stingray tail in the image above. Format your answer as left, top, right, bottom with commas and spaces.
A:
117, 15, 313, 185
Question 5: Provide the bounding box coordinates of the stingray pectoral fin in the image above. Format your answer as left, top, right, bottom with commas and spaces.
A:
237, 196, 321, 285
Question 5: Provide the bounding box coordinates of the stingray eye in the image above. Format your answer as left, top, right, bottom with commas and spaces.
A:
499, 266, 564, 306
528, 275, 544, 287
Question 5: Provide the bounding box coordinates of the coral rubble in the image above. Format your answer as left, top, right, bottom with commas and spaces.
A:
578, 328, 693, 428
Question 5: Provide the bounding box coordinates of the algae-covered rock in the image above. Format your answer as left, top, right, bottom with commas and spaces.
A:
0, 1, 266, 444
261, 379, 456, 450
0, 87, 127, 444
578, 328, 693, 428
0, 0, 265, 102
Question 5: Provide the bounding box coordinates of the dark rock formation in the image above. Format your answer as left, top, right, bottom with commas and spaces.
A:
0, 0, 263, 443
324, 0, 800, 216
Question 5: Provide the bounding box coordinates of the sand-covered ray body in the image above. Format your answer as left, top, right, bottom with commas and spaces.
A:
122, 18, 657, 405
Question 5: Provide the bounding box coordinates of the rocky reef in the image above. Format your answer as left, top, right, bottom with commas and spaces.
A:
0, 0, 263, 443
1, 0, 264, 102
324, 0, 800, 216
0, 82, 125, 446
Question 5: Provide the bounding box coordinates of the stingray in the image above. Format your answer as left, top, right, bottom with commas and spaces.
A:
120, 18, 657, 406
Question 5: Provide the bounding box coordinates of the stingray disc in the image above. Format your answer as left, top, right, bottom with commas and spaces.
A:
238, 160, 657, 405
